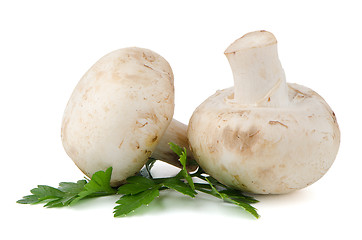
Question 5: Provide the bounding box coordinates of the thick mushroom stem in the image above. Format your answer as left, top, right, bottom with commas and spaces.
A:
152, 119, 197, 171
225, 30, 289, 107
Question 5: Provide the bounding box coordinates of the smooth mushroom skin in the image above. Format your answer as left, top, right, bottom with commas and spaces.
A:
61, 47, 175, 186
187, 31, 340, 194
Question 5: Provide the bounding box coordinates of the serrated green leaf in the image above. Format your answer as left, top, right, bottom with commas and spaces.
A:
219, 189, 259, 203
203, 175, 228, 189
44, 195, 80, 208
43, 198, 64, 208
114, 188, 159, 217
117, 184, 151, 195
179, 149, 187, 168
117, 176, 156, 195
223, 196, 260, 218
30, 185, 65, 201
205, 178, 220, 196
58, 180, 87, 194
169, 142, 184, 157
126, 176, 155, 186
17, 195, 40, 204
161, 178, 196, 197
47, 180, 88, 207
18, 168, 116, 208
18, 179, 89, 207
193, 183, 212, 190
182, 170, 195, 191
17, 182, 80, 206
18, 185, 66, 204
71, 167, 116, 205
204, 178, 259, 218
170, 144, 195, 191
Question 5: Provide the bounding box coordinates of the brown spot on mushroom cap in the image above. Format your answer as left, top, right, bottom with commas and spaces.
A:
142, 52, 156, 62
217, 110, 251, 120
207, 142, 218, 153
220, 165, 227, 172
257, 166, 276, 179
132, 141, 140, 150
143, 64, 153, 70
222, 126, 260, 153
96, 71, 105, 80
288, 84, 312, 103
104, 106, 110, 112
145, 134, 159, 148
82, 87, 93, 101
331, 111, 337, 124
227, 93, 234, 100
231, 175, 248, 191
136, 120, 148, 128
269, 120, 288, 128
118, 140, 124, 149
139, 112, 159, 124
144, 150, 152, 156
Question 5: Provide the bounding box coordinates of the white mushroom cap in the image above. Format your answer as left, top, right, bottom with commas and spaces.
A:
61, 47, 174, 186
187, 31, 340, 194
188, 84, 340, 194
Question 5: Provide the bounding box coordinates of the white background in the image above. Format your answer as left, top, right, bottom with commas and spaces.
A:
1, 0, 361, 239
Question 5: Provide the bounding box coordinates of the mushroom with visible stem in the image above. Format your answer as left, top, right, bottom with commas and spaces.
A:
187, 30, 340, 194
152, 118, 196, 169
61, 47, 193, 187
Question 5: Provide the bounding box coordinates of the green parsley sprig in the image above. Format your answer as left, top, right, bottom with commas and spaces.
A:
17, 168, 116, 208
17, 143, 259, 218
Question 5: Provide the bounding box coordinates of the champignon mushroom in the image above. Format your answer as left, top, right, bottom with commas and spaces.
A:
187, 30, 340, 194
61, 47, 191, 186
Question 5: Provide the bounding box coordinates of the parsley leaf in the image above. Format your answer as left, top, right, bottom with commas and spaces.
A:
113, 188, 159, 217
117, 176, 156, 195
161, 178, 196, 198
114, 173, 196, 216
71, 167, 116, 205
17, 195, 39, 205
17, 169, 115, 207
17, 185, 65, 205
168, 142, 184, 156
45, 180, 87, 207
219, 189, 259, 204
204, 178, 260, 218
169, 142, 195, 191
59, 180, 88, 194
